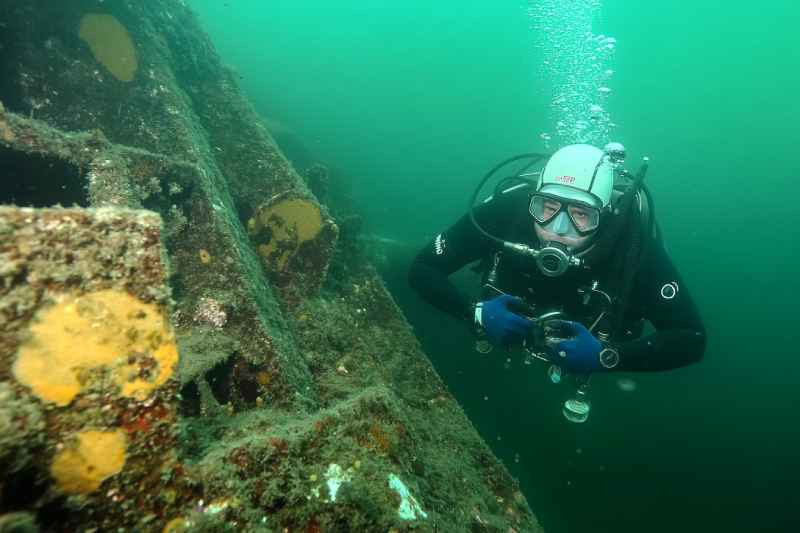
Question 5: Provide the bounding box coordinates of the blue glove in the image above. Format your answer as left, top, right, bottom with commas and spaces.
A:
478, 295, 533, 343
546, 321, 602, 375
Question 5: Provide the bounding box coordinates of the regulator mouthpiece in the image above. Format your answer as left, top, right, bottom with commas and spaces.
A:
536, 241, 574, 277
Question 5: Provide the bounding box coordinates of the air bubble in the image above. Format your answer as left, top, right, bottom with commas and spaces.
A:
525, 0, 617, 145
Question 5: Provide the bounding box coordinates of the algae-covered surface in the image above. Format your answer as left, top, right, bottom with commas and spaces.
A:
0, 1, 543, 531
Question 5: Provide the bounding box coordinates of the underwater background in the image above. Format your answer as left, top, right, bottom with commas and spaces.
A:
190, 1, 800, 532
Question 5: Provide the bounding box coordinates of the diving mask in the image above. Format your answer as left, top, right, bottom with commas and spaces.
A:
530, 194, 602, 238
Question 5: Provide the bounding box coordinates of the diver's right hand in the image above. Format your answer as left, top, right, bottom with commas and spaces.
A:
476, 295, 533, 343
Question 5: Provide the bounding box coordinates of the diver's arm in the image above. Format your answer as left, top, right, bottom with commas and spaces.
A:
614, 243, 706, 372
407, 226, 481, 321
408, 190, 522, 321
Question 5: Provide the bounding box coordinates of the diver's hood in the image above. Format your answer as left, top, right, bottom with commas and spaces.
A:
537, 144, 615, 208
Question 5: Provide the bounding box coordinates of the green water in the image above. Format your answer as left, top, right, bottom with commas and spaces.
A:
190, 1, 800, 531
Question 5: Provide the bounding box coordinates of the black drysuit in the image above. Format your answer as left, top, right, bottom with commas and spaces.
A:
408, 187, 706, 372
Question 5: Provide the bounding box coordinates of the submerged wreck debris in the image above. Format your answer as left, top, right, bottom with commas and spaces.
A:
0, 382, 44, 476
0, 1, 544, 532
305, 163, 330, 199
248, 195, 338, 288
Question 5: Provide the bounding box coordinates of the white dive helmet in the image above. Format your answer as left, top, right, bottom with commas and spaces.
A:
538, 144, 615, 209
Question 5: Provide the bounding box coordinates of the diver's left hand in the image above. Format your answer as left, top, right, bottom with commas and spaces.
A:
546, 321, 602, 375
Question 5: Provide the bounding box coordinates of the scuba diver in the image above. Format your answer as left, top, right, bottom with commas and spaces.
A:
408, 144, 705, 399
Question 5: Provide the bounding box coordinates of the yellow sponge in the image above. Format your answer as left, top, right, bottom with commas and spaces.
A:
78, 13, 138, 82
50, 429, 126, 494
12, 290, 178, 406
249, 199, 322, 270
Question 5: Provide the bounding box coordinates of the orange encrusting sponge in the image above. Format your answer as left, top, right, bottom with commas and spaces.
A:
12, 289, 178, 407
50, 429, 127, 494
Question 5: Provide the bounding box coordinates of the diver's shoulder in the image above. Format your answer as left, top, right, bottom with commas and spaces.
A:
637, 236, 677, 277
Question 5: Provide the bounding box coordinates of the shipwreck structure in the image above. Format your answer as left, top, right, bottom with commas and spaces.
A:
0, 1, 544, 532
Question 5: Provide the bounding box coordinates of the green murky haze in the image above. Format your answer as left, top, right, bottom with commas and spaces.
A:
190, 1, 800, 532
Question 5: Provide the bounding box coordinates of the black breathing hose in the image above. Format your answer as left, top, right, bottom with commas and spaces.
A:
468, 153, 549, 248
493, 176, 539, 196
495, 157, 544, 194
590, 161, 650, 337
588, 161, 650, 262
